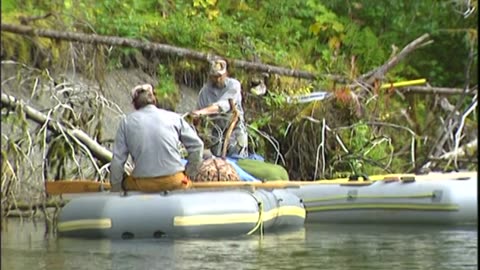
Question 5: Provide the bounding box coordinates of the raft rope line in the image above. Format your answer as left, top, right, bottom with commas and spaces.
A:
246, 192, 264, 238
306, 203, 459, 212
303, 192, 436, 203
303, 191, 460, 212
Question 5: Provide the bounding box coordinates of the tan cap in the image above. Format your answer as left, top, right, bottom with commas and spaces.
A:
131, 84, 153, 100
209, 59, 227, 76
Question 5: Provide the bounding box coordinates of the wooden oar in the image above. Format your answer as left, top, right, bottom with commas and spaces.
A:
46, 181, 111, 195
44, 179, 358, 195
44, 171, 476, 195
221, 99, 239, 159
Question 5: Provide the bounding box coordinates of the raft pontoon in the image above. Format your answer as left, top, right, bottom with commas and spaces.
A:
57, 188, 306, 239
287, 171, 477, 225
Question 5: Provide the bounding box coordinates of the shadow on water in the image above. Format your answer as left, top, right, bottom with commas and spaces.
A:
1, 218, 477, 270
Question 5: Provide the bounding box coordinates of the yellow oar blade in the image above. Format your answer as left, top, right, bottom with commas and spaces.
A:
380, 78, 427, 89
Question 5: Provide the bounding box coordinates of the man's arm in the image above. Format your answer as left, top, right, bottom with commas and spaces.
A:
213, 80, 242, 113
192, 104, 221, 116
110, 118, 129, 190
193, 86, 220, 116
178, 118, 204, 179
193, 80, 242, 115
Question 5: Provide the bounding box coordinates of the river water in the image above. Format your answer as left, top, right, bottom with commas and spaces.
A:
1, 218, 477, 270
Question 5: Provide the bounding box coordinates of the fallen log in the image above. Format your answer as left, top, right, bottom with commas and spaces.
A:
1, 23, 342, 82
2, 24, 439, 90
1, 92, 113, 164
401, 86, 477, 96
422, 139, 478, 170
437, 139, 477, 160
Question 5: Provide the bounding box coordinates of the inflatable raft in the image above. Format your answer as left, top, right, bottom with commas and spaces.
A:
57, 188, 306, 239
287, 171, 477, 225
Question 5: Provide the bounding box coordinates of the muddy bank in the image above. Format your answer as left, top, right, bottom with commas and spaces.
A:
1, 64, 200, 139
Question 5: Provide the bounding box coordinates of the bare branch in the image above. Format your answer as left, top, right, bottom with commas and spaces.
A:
359, 34, 432, 84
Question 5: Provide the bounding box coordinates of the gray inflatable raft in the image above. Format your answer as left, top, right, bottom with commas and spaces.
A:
288, 173, 477, 225
57, 188, 305, 239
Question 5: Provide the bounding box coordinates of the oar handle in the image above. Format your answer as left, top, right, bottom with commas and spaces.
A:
221, 99, 239, 159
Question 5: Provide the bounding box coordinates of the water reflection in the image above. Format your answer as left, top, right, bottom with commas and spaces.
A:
303, 224, 477, 270
1, 218, 477, 270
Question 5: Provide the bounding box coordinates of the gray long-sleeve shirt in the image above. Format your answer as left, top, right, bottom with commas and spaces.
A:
197, 77, 247, 134
110, 105, 203, 185
197, 77, 244, 116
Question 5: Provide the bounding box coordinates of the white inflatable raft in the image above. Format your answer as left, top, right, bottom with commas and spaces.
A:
287, 171, 477, 224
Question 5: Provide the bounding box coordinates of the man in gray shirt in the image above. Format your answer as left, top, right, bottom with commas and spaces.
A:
191, 59, 248, 158
110, 83, 204, 192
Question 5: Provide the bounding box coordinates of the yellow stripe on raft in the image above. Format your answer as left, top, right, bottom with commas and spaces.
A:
307, 203, 459, 212
57, 218, 112, 232
263, 205, 306, 221
174, 213, 257, 226
173, 206, 306, 227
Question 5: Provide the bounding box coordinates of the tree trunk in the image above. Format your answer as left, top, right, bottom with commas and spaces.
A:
1, 23, 342, 81
401, 86, 477, 96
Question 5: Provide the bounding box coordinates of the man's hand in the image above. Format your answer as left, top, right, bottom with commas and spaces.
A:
190, 110, 203, 117
110, 182, 122, 192
110, 172, 129, 192
186, 111, 202, 126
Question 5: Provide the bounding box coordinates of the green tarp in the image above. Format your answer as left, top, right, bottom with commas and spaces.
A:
236, 159, 289, 181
